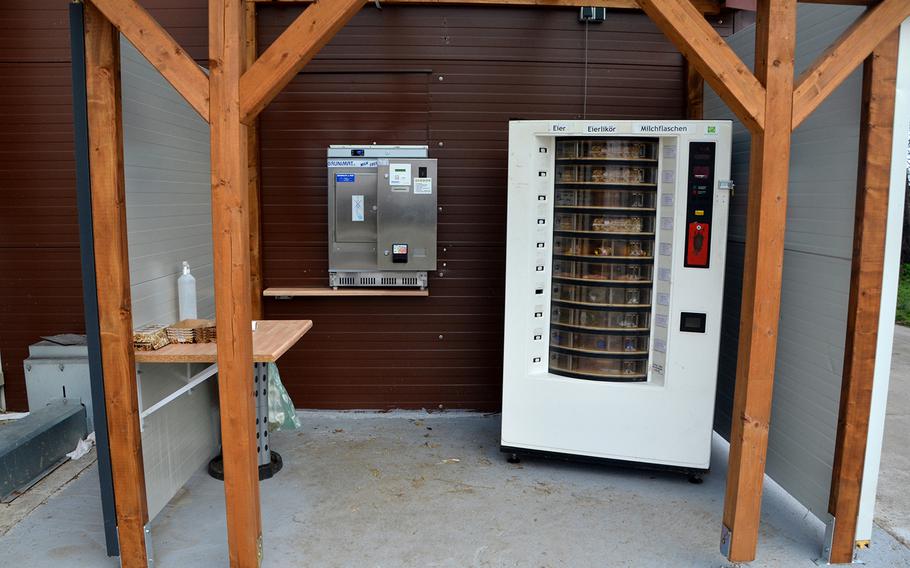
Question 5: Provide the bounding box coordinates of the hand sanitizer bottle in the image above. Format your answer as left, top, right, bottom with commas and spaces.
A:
178, 261, 197, 320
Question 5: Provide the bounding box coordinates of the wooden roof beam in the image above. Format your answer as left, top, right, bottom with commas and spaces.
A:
637, 0, 767, 133
248, 0, 724, 15
239, 0, 364, 123
86, 0, 210, 122
798, 0, 880, 5
792, 0, 910, 129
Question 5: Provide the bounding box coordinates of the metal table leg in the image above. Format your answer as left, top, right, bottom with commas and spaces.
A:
209, 362, 282, 481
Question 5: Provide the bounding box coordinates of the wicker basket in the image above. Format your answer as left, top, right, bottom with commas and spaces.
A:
133, 324, 170, 351
166, 319, 217, 344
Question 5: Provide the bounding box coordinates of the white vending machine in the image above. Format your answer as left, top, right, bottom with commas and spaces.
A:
501, 120, 732, 476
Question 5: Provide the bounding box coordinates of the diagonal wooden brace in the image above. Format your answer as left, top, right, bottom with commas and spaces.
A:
87, 0, 211, 122
239, 0, 365, 123
637, 0, 767, 133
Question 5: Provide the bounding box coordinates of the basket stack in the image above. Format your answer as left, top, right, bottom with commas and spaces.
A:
166, 319, 217, 344
133, 324, 170, 351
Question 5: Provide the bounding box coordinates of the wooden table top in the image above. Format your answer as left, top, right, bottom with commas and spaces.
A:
134, 319, 312, 364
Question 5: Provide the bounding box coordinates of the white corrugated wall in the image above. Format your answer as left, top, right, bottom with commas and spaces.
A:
120, 37, 220, 520
120, 43, 214, 327
705, 3, 866, 525
707, 5, 910, 546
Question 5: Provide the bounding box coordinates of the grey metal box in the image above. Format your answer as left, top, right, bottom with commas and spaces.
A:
0, 399, 87, 500
327, 146, 437, 288
24, 336, 96, 432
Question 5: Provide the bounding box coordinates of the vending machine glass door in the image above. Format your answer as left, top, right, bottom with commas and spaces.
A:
548, 137, 659, 382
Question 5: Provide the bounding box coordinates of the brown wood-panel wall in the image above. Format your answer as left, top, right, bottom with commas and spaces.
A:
0, 1, 728, 411
258, 5, 730, 410
1, 3, 82, 411
0, 0, 208, 411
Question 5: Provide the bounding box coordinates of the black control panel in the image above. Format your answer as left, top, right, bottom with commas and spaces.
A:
684, 141, 716, 269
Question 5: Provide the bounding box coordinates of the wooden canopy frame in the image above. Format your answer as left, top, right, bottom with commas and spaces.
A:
75, 0, 908, 566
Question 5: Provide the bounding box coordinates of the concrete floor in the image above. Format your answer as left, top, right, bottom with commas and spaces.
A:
3, 325, 910, 567
2, 410, 910, 567
875, 324, 910, 548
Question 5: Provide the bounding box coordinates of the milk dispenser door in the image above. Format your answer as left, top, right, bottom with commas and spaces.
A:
333, 172, 378, 243
376, 159, 438, 271
549, 137, 658, 381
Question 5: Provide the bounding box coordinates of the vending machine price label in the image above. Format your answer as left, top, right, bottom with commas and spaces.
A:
413, 177, 433, 195
659, 242, 673, 256
655, 314, 669, 328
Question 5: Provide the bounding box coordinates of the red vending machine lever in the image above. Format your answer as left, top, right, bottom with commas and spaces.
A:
686, 222, 710, 267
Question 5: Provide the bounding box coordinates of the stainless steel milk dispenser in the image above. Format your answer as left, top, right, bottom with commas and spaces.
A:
326, 145, 438, 288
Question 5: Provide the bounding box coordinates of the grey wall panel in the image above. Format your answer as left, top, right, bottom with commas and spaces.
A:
139, 363, 220, 520
120, 38, 214, 328
705, 4, 864, 522
119, 37, 219, 522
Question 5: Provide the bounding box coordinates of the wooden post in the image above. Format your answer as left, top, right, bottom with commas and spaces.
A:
84, 3, 149, 566
209, 0, 262, 566
246, 1, 264, 320
827, 30, 900, 564
721, 0, 797, 562
685, 61, 705, 119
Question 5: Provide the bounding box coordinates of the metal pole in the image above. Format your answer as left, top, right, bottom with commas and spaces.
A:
68, 0, 120, 556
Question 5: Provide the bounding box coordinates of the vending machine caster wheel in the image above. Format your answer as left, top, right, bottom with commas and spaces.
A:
507, 453, 521, 464
688, 473, 704, 485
